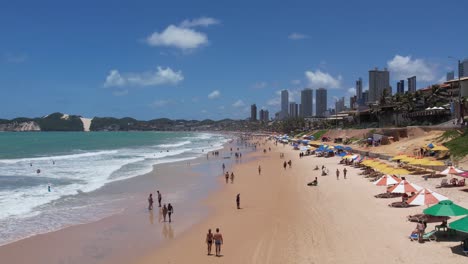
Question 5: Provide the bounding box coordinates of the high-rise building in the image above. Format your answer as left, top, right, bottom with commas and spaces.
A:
335, 97, 345, 113
350, 96, 357, 110
356, 78, 363, 102
259, 109, 269, 122
397, 80, 405, 94
280, 90, 289, 119
300, 88, 313, 117
315, 88, 327, 117
250, 104, 257, 121
289, 102, 298, 118
447, 71, 455, 81
368, 68, 390, 103
461, 59, 468, 78
408, 76, 417, 93
362, 91, 369, 104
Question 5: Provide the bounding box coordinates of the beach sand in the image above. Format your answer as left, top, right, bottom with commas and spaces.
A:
137, 139, 467, 264
1, 137, 466, 264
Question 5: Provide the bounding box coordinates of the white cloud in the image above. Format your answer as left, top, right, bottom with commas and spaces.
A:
218, 105, 225, 110
347, 87, 356, 95
305, 70, 342, 88
152, 99, 169, 108
146, 25, 208, 50
288, 33, 309, 40
112, 89, 128, 96
232, 100, 245, 107
387, 55, 436, 82
267, 97, 280, 106
180, 17, 219, 28
104, 67, 184, 87
208, 90, 221, 99
291, 79, 301, 85
252, 81, 267, 89
201, 109, 208, 113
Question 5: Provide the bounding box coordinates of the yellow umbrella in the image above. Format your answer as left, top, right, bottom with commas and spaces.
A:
391, 155, 408, 160
408, 159, 431, 165
431, 145, 449, 151
380, 167, 398, 174
424, 160, 445, 166
361, 160, 375, 165
308, 146, 316, 150
372, 163, 389, 170
400, 157, 416, 163
391, 168, 411, 175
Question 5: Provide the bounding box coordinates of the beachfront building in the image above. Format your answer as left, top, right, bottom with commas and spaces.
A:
259, 109, 269, 122
335, 97, 345, 113
408, 76, 416, 93
300, 88, 313, 117
397, 80, 405, 94
362, 91, 369, 105
462, 58, 468, 77
350, 96, 357, 110
356, 78, 363, 105
368, 68, 390, 103
250, 104, 257, 121
289, 102, 299, 118
447, 71, 455, 81
315, 88, 327, 117
280, 90, 289, 119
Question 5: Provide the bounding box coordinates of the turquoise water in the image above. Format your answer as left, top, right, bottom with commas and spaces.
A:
0, 131, 229, 245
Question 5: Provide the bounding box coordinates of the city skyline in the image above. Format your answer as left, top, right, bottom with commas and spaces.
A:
1, 0, 467, 120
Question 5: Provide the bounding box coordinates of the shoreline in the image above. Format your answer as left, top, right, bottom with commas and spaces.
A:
0, 135, 244, 264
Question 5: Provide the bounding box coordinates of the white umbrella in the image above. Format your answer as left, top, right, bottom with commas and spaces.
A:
407, 188, 449, 206
388, 180, 423, 193
440, 166, 464, 175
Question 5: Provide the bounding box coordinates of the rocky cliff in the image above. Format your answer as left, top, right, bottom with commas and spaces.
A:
0, 121, 41, 132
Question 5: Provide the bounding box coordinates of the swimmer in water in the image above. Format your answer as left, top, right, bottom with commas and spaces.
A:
48, 185, 51, 192
36, 169, 41, 174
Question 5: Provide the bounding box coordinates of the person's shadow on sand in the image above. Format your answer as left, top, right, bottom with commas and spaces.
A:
149, 210, 154, 225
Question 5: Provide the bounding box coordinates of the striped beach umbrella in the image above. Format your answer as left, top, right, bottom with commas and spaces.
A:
440, 166, 464, 175
373, 174, 401, 186
406, 188, 449, 206
388, 180, 422, 193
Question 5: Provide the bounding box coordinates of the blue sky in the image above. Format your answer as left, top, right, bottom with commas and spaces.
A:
1, 0, 467, 120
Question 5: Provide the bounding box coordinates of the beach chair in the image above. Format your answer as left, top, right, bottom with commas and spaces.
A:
307, 181, 318, 186
388, 201, 408, 208
457, 179, 465, 187
409, 230, 437, 242
435, 179, 449, 188
461, 239, 468, 256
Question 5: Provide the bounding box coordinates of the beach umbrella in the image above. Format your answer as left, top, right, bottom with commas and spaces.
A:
400, 157, 417, 163
408, 158, 431, 165
344, 146, 352, 151
391, 154, 408, 161
458, 172, 468, 178
431, 145, 449, 151
440, 166, 464, 175
391, 168, 411, 175
406, 188, 449, 206
361, 160, 377, 165
334, 145, 344, 149
372, 163, 389, 170
374, 174, 401, 186
351, 154, 359, 160
380, 167, 398, 174
449, 216, 468, 233
388, 180, 422, 193
423, 200, 468, 216
424, 160, 445, 166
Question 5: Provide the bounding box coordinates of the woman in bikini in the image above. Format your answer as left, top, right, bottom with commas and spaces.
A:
206, 229, 213, 255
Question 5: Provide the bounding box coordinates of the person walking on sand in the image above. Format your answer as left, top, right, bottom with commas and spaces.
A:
206, 229, 214, 255
167, 203, 174, 223
162, 204, 168, 222
288, 160, 292, 168
258, 165, 261, 175
148, 193, 154, 210
236, 193, 240, 209
213, 228, 223, 257
230, 172, 234, 183
222, 163, 225, 172
283, 161, 287, 170
157, 190, 162, 207
225, 172, 229, 183
336, 169, 340, 180
343, 168, 347, 179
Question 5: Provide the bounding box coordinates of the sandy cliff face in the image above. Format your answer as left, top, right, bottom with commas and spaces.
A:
0, 121, 41, 131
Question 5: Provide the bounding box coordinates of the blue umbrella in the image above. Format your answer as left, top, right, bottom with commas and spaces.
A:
344, 146, 352, 151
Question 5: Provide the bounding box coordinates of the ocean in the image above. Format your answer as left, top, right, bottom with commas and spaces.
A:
0, 131, 229, 246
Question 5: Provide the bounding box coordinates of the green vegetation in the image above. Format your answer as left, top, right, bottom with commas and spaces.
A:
444, 129, 468, 158
436, 130, 462, 142
90, 117, 139, 131
36, 112, 84, 131
312, 130, 328, 139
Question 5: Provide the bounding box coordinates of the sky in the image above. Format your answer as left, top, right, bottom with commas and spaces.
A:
1, 0, 467, 120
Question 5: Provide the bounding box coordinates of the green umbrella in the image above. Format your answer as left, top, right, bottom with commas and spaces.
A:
449, 216, 468, 233
423, 200, 468, 216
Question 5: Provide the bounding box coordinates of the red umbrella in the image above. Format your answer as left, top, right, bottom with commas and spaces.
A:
406, 188, 449, 206
373, 174, 401, 186
387, 180, 422, 193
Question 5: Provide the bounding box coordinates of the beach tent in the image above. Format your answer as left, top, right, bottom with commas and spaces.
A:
406, 188, 448, 206
388, 180, 422, 193
423, 200, 468, 216
373, 174, 401, 186
449, 216, 468, 233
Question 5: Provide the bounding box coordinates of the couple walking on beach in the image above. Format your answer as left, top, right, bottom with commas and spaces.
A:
336, 168, 347, 180
206, 228, 223, 257
161, 203, 174, 222
148, 190, 163, 210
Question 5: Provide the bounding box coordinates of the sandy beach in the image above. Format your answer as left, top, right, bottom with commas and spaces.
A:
1, 136, 467, 264
137, 138, 467, 264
